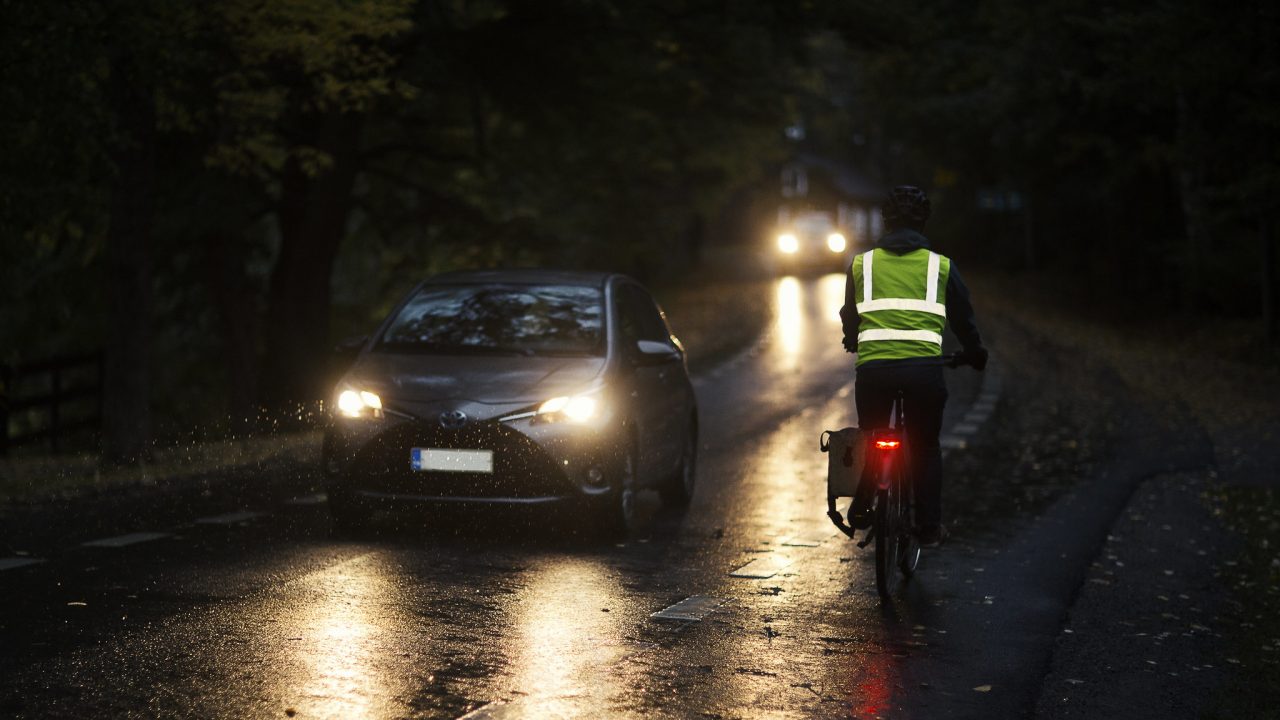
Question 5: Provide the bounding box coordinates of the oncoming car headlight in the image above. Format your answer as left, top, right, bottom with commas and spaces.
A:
826, 232, 847, 253
777, 233, 799, 254
336, 389, 383, 418
536, 395, 599, 424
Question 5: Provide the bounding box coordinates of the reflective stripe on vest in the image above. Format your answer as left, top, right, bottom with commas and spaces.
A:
857, 328, 943, 345
851, 248, 951, 364
856, 250, 944, 315
855, 298, 946, 315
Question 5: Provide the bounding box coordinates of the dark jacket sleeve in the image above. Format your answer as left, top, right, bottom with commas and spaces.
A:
945, 263, 984, 352
839, 263, 859, 347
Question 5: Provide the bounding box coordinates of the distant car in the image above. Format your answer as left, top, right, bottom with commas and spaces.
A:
772, 210, 849, 272
322, 269, 698, 534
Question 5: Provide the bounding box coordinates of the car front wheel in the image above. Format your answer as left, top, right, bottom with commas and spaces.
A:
659, 423, 697, 507
598, 442, 640, 539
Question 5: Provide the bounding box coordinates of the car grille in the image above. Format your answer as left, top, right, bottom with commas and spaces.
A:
348, 420, 569, 499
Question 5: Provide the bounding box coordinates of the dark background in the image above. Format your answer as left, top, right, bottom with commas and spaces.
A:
2, 0, 1276, 462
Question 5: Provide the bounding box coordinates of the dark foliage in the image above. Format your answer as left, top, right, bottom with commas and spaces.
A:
1, 0, 1274, 459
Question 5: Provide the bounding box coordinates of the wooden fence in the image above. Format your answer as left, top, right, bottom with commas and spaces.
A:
0, 351, 103, 456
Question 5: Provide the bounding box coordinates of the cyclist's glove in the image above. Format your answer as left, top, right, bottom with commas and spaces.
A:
965, 346, 989, 371
842, 336, 856, 353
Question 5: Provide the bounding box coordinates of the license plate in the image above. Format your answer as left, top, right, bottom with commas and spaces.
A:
410, 448, 493, 473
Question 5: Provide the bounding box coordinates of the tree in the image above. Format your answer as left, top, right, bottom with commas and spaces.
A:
205, 0, 415, 407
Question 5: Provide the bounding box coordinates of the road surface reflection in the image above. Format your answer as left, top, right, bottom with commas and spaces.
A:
268, 554, 408, 719
501, 558, 629, 714
771, 273, 847, 362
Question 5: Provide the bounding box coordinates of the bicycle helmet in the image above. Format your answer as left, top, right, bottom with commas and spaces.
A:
883, 185, 931, 228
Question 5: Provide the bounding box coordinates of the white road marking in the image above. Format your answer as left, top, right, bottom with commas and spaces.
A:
952, 422, 980, 435
284, 493, 328, 506
729, 555, 792, 579
941, 435, 968, 450
0, 557, 45, 571
651, 595, 730, 621
195, 511, 263, 525
965, 411, 991, 423
780, 531, 834, 547
82, 532, 169, 548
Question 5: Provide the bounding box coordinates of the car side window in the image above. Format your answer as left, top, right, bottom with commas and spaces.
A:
616, 288, 645, 346
623, 286, 671, 344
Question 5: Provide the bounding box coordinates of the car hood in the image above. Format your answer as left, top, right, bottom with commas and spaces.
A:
344, 352, 608, 421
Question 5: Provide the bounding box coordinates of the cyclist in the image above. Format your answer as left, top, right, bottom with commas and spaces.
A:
840, 185, 987, 547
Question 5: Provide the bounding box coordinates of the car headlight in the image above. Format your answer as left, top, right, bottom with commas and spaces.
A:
336, 388, 383, 418
827, 232, 847, 253
777, 233, 799, 254
536, 395, 599, 424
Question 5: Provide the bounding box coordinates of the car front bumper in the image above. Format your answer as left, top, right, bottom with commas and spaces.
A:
322, 413, 626, 506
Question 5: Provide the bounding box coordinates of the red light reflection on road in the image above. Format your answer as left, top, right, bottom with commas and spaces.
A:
851, 660, 895, 719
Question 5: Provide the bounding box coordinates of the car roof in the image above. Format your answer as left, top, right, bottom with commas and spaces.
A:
426, 268, 621, 288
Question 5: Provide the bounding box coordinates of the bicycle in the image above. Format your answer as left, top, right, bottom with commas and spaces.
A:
822, 352, 970, 599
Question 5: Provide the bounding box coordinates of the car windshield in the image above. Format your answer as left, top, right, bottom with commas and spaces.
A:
377, 283, 605, 356
795, 213, 833, 233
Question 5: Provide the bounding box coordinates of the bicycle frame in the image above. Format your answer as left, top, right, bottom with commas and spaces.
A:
871, 432, 905, 491
871, 394, 908, 490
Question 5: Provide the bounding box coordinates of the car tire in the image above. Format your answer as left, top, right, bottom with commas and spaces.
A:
597, 441, 640, 540
659, 422, 697, 508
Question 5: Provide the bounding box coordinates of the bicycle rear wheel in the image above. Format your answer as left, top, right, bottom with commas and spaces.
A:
874, 484, 901, 598
898, 533, 921, 577
898, 471, 921, 577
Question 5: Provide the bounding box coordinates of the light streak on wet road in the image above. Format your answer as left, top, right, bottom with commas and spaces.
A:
503, 559, 626, 715
282, 555, 399, 718
775, 276, 804, 360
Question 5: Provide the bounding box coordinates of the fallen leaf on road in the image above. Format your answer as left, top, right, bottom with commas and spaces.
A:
973, 685, 992, 692
66, 602, 87, 607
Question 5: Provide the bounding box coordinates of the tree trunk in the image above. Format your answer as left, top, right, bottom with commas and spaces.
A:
260, 113, 362, 411
202, 232, 260, 431
1174, 88, 1207, 313
1021, 191, 1035, 270
1264, 212, 1279, 345
1259, 0, 1278, 345
101, 63, 156, 464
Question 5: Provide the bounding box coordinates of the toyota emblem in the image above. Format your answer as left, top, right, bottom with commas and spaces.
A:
439, 410, 468, 429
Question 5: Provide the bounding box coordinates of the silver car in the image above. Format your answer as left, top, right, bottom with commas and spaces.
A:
322, 270, 698, 534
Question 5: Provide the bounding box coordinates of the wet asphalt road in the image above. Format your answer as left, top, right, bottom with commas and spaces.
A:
0, 274, 1041, 719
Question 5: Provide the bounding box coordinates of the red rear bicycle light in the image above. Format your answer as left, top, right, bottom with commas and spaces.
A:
875, 440, 901, 450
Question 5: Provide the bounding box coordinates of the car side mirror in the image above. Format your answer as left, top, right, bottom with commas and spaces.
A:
635, 339, 681, 364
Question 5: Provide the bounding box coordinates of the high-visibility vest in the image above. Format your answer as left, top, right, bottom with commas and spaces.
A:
850, 248, 951, 365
